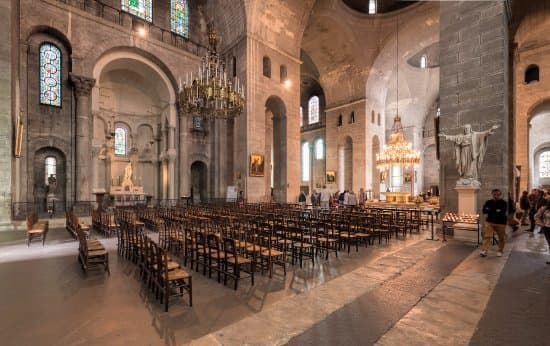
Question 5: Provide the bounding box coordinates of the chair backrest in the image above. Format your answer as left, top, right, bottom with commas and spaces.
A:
223, 237, 237, 257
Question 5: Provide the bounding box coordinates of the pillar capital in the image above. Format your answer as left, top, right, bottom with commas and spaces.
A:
69, 73, 96, 97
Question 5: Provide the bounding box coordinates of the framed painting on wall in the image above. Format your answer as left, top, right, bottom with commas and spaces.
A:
326, 171, 336, 183
249, 153, 265, 177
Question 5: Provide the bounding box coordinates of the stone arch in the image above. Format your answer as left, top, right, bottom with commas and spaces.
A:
190, 160, 208, 203
265, 95, 287, 202
338, 136, 353, 192
529, 107, 550, 189
33, 147, 67, 214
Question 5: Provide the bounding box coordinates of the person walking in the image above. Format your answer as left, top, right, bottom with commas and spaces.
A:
347, 190, 358, 210
320, 185, 331, 209
480, 189, 509, 258
534, 199, 550, 265
519, 190, 530, 226
529, 189, 545, 232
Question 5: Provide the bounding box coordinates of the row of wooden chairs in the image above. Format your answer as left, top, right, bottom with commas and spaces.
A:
66, 211, 91, 239
76, 227, 110, 275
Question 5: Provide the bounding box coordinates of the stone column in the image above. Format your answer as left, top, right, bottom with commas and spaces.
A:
439, 1, 510, 212
70, 73, 96, 201
0, 0, 13, 228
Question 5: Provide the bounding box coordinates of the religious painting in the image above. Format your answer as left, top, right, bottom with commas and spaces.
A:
404, 173, 412, 183
249, 153, 265, 177
326, 171, 336, 183
379, 171, 387, 183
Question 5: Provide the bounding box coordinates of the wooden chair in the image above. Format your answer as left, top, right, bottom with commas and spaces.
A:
155, 246, 192, 312
26, 213, 48, 247
222, 237, 254, 290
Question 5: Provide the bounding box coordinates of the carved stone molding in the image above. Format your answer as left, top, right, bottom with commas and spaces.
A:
69, 73, 96, 97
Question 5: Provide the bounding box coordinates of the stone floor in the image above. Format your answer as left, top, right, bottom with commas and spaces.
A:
0, 224, 548, 346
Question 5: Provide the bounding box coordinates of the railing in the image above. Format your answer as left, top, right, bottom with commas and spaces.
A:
53, 0, 205, 55
11, 200, 98, 220
301, 121, 326, 133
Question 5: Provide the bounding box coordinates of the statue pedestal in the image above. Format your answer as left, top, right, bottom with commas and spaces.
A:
453, 186, 480, 243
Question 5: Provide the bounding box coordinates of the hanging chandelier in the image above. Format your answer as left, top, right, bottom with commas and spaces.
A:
178, 28, 245, 119
375, 14, 420, 171
376, 115, 420, 169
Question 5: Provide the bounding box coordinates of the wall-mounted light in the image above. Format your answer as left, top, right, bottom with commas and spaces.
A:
283, 79, 292, 89
137, 27, 147, 37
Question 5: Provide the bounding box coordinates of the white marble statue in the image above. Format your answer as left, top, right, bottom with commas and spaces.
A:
439, 123, 499, 187
122, 162, 133, 187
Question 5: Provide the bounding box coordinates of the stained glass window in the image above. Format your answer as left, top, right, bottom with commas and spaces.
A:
302, 142, 310, 182
114, 127, 127, 156
308, 96, 319, 124
45, 157, 56, 185
40, 43, 62, 107
121, 0, 152, 22
540, 151, 550, 178
171, 0, 189, 38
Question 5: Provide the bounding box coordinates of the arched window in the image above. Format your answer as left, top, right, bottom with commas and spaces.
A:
232, 56, 237, 77
308, 96, 319, 124
121, 0, 152, 22
377, 113, 381, 126
540, 151, 550, 178
171, 0, 189, 38
45, 156, 57, 185
338, 114, 343, 127
300, 106, 303, 127
350, 111, 355, 124
368, 0, 377, 14
280, 65, 287, 83
315, 139, 324, 160
39, 43, 62, 107
263, 56, 271, 78
371, 111, 375, 123
302, 142, 310, 182
525, 65, 540, 84
420, 55, 428, 69
114, 127, 127, 156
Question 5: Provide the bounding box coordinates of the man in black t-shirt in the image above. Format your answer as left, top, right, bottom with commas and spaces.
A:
480, 189, 508, 257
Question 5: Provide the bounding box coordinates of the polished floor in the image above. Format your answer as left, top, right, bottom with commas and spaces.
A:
0, 223, 548, 346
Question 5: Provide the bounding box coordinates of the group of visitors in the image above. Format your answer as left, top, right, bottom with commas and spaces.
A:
480, 188, 550, 265
298, 187, 368, 209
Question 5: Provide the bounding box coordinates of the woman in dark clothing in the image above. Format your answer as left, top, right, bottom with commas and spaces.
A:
519, 191, 530, 225
534, 199, 550, 265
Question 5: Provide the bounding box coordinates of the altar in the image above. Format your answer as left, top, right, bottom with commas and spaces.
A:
110, 162, 145, 206
380, 192, 411, 203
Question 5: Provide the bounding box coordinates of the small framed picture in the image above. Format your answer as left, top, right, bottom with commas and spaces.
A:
249, 153, 265, 177
326, 171, 336, 183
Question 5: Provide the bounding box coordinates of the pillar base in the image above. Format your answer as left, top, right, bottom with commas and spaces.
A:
454, 186, 480, 243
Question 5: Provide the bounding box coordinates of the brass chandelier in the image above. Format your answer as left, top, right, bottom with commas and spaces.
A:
376, 115, 420, 169
178, 29, 245, 119
375, 14, 420, 171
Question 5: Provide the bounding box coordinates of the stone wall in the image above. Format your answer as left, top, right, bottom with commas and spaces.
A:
439, 0, 510, 212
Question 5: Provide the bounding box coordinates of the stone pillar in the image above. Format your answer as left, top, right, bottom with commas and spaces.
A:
0, 0, 12, 228
439, 1, 510, 212
70, 73, 96, 201
167, 124, 176, 199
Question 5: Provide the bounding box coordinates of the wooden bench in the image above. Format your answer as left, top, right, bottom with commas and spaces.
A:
76, 227, 110, 275
26, 213, 48, 247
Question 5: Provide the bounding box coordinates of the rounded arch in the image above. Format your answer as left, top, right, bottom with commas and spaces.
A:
265, 95, 287, 202
528, 103, 550, 188
26, 25, 73, 54
93, 48, 177, 106
33, 147, 67, 214
190, 160, 208, 203
338, 136, 353, 192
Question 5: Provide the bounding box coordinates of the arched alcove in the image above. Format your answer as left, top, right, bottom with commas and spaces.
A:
33, 147, 66, 214
190, 161, 208, 203
265, 96, 287, 202
529, 104, 550, 188
339, 136, 353, 191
